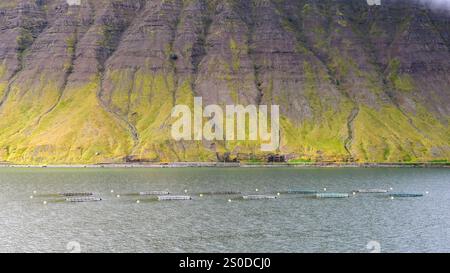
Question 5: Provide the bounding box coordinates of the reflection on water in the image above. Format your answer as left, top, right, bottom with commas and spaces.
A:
0, 167, 449, 253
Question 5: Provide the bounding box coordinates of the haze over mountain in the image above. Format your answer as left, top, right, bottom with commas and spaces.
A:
0, 0, 449, 164
418, 0, 450, 10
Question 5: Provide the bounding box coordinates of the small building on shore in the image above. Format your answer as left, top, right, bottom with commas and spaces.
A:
267, 154, 287, 163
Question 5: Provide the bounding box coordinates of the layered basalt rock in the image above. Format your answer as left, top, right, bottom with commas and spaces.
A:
0, 0, 448, 164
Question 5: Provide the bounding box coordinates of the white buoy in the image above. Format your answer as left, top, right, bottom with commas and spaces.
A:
184, 189, 188, 193
390, 196, 394, 200
199, 194, 204, 197
111, 190, 114, 193
255, 189, 259, 192
43, 201, 47, 205
33, 191, 37, 194
136, 200, 140, 204
425, 191, 429, 195
30, 196, 34, 199
277, 193, 281, 196
116, 194, 121, 198
390, 187, 393, 191
353, 192, 356, 195
324, 188, 327, 192
228, 199, 232, 203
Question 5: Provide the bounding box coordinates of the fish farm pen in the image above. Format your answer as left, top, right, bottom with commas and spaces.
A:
28, 188, 428, 205
139, 191, 170, 196
282, 190, 318, 195
315, 193, 350, 199
157, 195, 193, 201
242, 195, 278, 200
354, 189, 389, 193
66, 197, 103, 203
389, 193, 424, 198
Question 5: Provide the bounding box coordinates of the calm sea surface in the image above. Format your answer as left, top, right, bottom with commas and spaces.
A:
0, 167, 449, 253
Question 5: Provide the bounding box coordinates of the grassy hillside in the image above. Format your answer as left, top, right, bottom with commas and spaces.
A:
0, 0, 448, 164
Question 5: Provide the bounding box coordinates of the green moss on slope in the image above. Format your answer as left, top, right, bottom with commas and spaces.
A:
0, 1, 448, 164
351, 105, 449, 162
281, 100, 353, 162
0, 63, 7, 99
387, 59, 415, 93
13, 80, 132, 164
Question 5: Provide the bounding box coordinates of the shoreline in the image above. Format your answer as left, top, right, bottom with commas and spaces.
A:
0, 162, 448, 169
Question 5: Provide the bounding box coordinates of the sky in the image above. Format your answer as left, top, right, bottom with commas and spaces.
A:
66, 0, 81, 6
65, 0, 450, 11
65, 0, 450, 9
416, 0, 450, 9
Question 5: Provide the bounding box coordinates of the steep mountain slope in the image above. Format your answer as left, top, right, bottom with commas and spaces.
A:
0, 0, 448, 164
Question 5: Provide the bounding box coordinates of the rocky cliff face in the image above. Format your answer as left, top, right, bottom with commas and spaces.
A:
0, 0, 448, 164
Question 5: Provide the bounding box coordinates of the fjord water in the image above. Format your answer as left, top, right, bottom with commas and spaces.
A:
0, 167, 449, 253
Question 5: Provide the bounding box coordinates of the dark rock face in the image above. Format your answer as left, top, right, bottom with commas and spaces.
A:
0, 0, 448, 164
0, 1, 47, 80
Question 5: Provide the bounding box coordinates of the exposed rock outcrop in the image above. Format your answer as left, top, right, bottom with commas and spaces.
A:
0, 0, 448, 164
